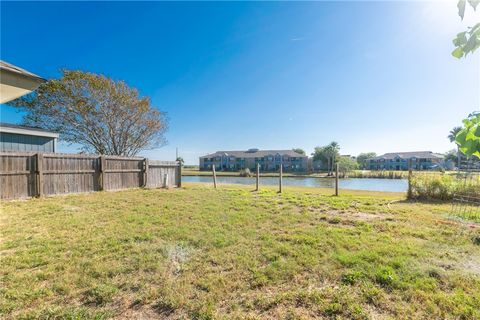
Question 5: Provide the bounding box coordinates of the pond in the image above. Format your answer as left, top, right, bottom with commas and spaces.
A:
182, 176, 408, 193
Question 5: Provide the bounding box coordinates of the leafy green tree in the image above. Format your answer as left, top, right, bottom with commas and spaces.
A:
455, 112, 480, 159
356, 152, 376, 169
312, 142, 340, 175
452, 3, 479, 159
312, 146, 328, 170
325, 142, 340, 175
8, 70, 168, 156
292, 148, 306, 155
452, 0, 480, 58
338, 156, 359, 177
312, 147, 326, 162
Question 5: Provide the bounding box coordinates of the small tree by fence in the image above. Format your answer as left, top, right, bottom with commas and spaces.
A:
0, 152, 181, 200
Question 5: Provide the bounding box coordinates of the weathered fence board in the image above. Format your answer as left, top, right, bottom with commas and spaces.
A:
0, 152, 36, 199
147, 160, 178, 189
103, 156, 144, 191
42, 154, 101, 196
0, 152, 181, 200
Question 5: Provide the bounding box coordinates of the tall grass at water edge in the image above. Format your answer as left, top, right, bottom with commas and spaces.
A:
408, 173, 480, 201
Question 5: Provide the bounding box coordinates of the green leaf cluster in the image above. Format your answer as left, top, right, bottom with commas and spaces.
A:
312, 142, 340, 174
356, 152, 377, 169
338, 156, 359, 175
453, 0, 480, 58
457, 0, 480, 19
455, 112, 480, 159
452, 23, 480, 58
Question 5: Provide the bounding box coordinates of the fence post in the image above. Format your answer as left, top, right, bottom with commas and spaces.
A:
36, 153, 43, 197
144, 158, 149, 188
408, 159, 413, 199
256, 163, 260, 191
100, 155, 106, 191
177, 161, 182, 188
212, 164, 217, 189
279, 164, 283, 193
335, 163, 339, 196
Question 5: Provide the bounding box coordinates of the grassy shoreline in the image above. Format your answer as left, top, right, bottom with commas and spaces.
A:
2, 184, 479, 319
182, 169, 330, 178
182, 169, 454, 179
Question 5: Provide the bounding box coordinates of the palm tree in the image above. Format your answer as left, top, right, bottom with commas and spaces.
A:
448, 126, 462, 143
448, 126, 462, 169
325, 142, 340, 175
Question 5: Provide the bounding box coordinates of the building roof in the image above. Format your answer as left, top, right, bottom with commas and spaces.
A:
0, 123, 59, 138
0, 61, 45, 81
0, 60, 46, 103
370, 151, 444, 160
201, 149, 307, 159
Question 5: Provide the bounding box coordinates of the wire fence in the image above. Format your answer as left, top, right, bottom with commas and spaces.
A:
451, 159, 480, 221
408, 158, 480, 222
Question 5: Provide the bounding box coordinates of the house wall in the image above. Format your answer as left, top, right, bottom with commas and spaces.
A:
368, 157, 443, 170
200, 154, 308, 172
0, 132, 56, 153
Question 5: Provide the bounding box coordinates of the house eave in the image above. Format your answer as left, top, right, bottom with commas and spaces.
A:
0, 126, 59, 139
0, 64, 46, 103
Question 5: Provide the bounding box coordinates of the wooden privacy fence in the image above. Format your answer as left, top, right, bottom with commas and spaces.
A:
0, 152, 181, 200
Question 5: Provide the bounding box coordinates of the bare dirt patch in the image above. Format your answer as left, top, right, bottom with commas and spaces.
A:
164, 243, 193, 276
309, 207, 395, 222
461, 257, 480, 276
113, 306, 160, 320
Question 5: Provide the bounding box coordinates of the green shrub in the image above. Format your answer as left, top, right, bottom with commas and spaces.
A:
408, 173, 480, 201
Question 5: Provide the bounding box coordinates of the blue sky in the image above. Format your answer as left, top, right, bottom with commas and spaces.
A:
1, 1, 479, 164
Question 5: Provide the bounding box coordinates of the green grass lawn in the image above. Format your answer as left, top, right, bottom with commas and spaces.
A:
1, 184, 479, 319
